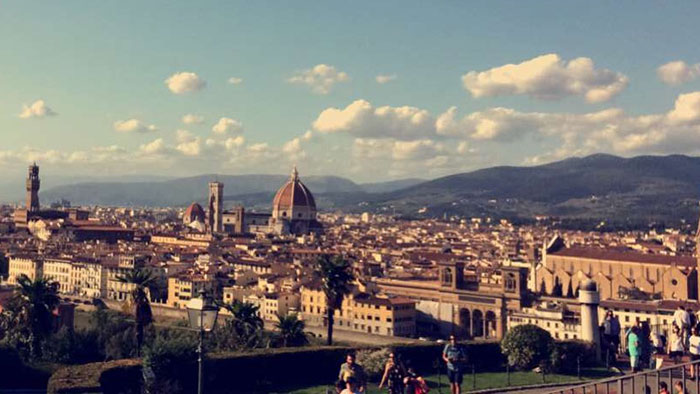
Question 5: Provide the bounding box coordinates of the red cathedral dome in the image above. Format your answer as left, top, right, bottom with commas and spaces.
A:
183, 202, 206, 224
272, 167, 316, 220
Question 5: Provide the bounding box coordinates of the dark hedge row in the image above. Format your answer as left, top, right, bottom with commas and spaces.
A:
50, 340, 596, 394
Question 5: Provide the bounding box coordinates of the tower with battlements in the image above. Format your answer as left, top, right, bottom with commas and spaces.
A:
26, 163, 40, 213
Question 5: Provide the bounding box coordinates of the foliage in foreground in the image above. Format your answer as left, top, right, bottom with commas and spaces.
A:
500, 324, 554, 370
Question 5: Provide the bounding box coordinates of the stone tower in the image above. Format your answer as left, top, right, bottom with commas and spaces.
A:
207, 181, 223, 233
26, 163, 40, 213
578, 279, 601, 361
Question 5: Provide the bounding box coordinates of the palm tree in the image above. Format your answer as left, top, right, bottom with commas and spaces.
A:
116, 268, 155, 356
221, 300, 264, 348
13, 274, 60, 357
275, 313, 308, 347
316, 255, 354, 346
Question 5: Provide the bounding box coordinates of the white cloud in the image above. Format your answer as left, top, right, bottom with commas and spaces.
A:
140, 138, 167, 155
287, 64, 349, 94
165, 72, 206, 94
175, 130, 201, 156
212, 117, 243, 134
228, 77, 243, 85
667, 92, 700, 124
376, 74, 397, 84
353, 138, 443, 161
182, 114, 204, 125
461, 53, 628, 103
313, 99, 435, 140
114, 119, 157, 133
19, 100, 56, 119
247, 143, 269, 154
657, 61, 700, 85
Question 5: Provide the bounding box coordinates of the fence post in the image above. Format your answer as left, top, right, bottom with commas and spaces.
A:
506, 363, 510, 386
682, 364, 686, 393
472, 364, 476, 391
577, 356, 581, 380
618, 377, 623, 394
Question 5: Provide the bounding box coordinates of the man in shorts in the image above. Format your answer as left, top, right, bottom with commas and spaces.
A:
443, 334, 466, 394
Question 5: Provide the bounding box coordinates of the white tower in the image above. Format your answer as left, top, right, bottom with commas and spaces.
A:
578, 279, 601, 361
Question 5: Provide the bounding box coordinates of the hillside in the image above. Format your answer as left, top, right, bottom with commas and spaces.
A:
352, 154, 700, 223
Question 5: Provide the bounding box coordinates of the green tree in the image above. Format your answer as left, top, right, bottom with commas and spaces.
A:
316, 255, 354, 346
116, 268, 155, 355
219, 300, 264, 349
11, 274, 60, 358
500, 324, 554, 370
275, 313, 308, 347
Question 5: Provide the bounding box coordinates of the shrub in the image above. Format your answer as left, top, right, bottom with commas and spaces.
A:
355, 348, 390, 380
550, 340, 597, 373
142, 329, 198, 394
500, 324, 553, 370
41, 327, 101, 364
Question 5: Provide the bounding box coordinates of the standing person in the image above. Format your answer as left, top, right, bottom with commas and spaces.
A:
603, 310, 621, 356
443, 334, 466, 394
659, 382, 670, 394
628, 326, 641, 373
688, 326, 700, 379
673, 305, 691, 348
378, 352, 405, 394
338, 353, 367, 393
668, 324, 684, 364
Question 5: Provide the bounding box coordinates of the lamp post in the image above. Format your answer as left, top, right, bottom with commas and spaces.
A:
186, 292, 219, 394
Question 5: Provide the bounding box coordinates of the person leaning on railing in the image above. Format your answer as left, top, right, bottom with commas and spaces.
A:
688, 326, 700, 379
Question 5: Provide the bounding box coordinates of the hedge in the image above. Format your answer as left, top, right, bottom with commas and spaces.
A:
47, 340, 591, 393
0, 346, 54, 390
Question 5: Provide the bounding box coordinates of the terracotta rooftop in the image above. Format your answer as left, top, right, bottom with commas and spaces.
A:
549, 247, 696, 267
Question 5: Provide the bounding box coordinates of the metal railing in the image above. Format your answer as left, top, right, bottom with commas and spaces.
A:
545, 358, 700, 394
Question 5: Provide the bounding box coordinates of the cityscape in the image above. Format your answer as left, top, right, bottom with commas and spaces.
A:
3, 2, 700, 394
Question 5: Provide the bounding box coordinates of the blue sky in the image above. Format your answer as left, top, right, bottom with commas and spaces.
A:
2, 1, 700, 182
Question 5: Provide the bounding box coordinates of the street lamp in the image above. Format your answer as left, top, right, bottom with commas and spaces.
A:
186, 292, 219, 394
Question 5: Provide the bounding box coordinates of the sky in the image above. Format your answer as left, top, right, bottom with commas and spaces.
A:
2, 1, 700, 182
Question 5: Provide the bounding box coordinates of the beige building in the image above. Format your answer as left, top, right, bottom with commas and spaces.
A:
70, 259, 106, 299
167, 275, 217, 308
535, 237, 698, 302
43, 258, 73, 294
8, 255, 43, 285
508, 301, 581, 341
300, 284, 417, 337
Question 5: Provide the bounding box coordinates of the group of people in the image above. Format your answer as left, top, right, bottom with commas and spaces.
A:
602, 305, 700, 376
334, 352, 429, 394
333, 335, 467, 394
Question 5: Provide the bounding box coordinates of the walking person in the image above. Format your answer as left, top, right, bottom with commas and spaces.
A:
378, 352, 405, 394
443, 334, 466, 394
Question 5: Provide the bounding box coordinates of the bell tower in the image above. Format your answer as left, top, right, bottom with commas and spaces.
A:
207, 181, 223, 233
26, 163, 40, 213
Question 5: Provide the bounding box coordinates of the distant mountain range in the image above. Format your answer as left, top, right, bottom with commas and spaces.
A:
34, 174, 424, 208
355, 154, 700, 224
5, 154, 700, 225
